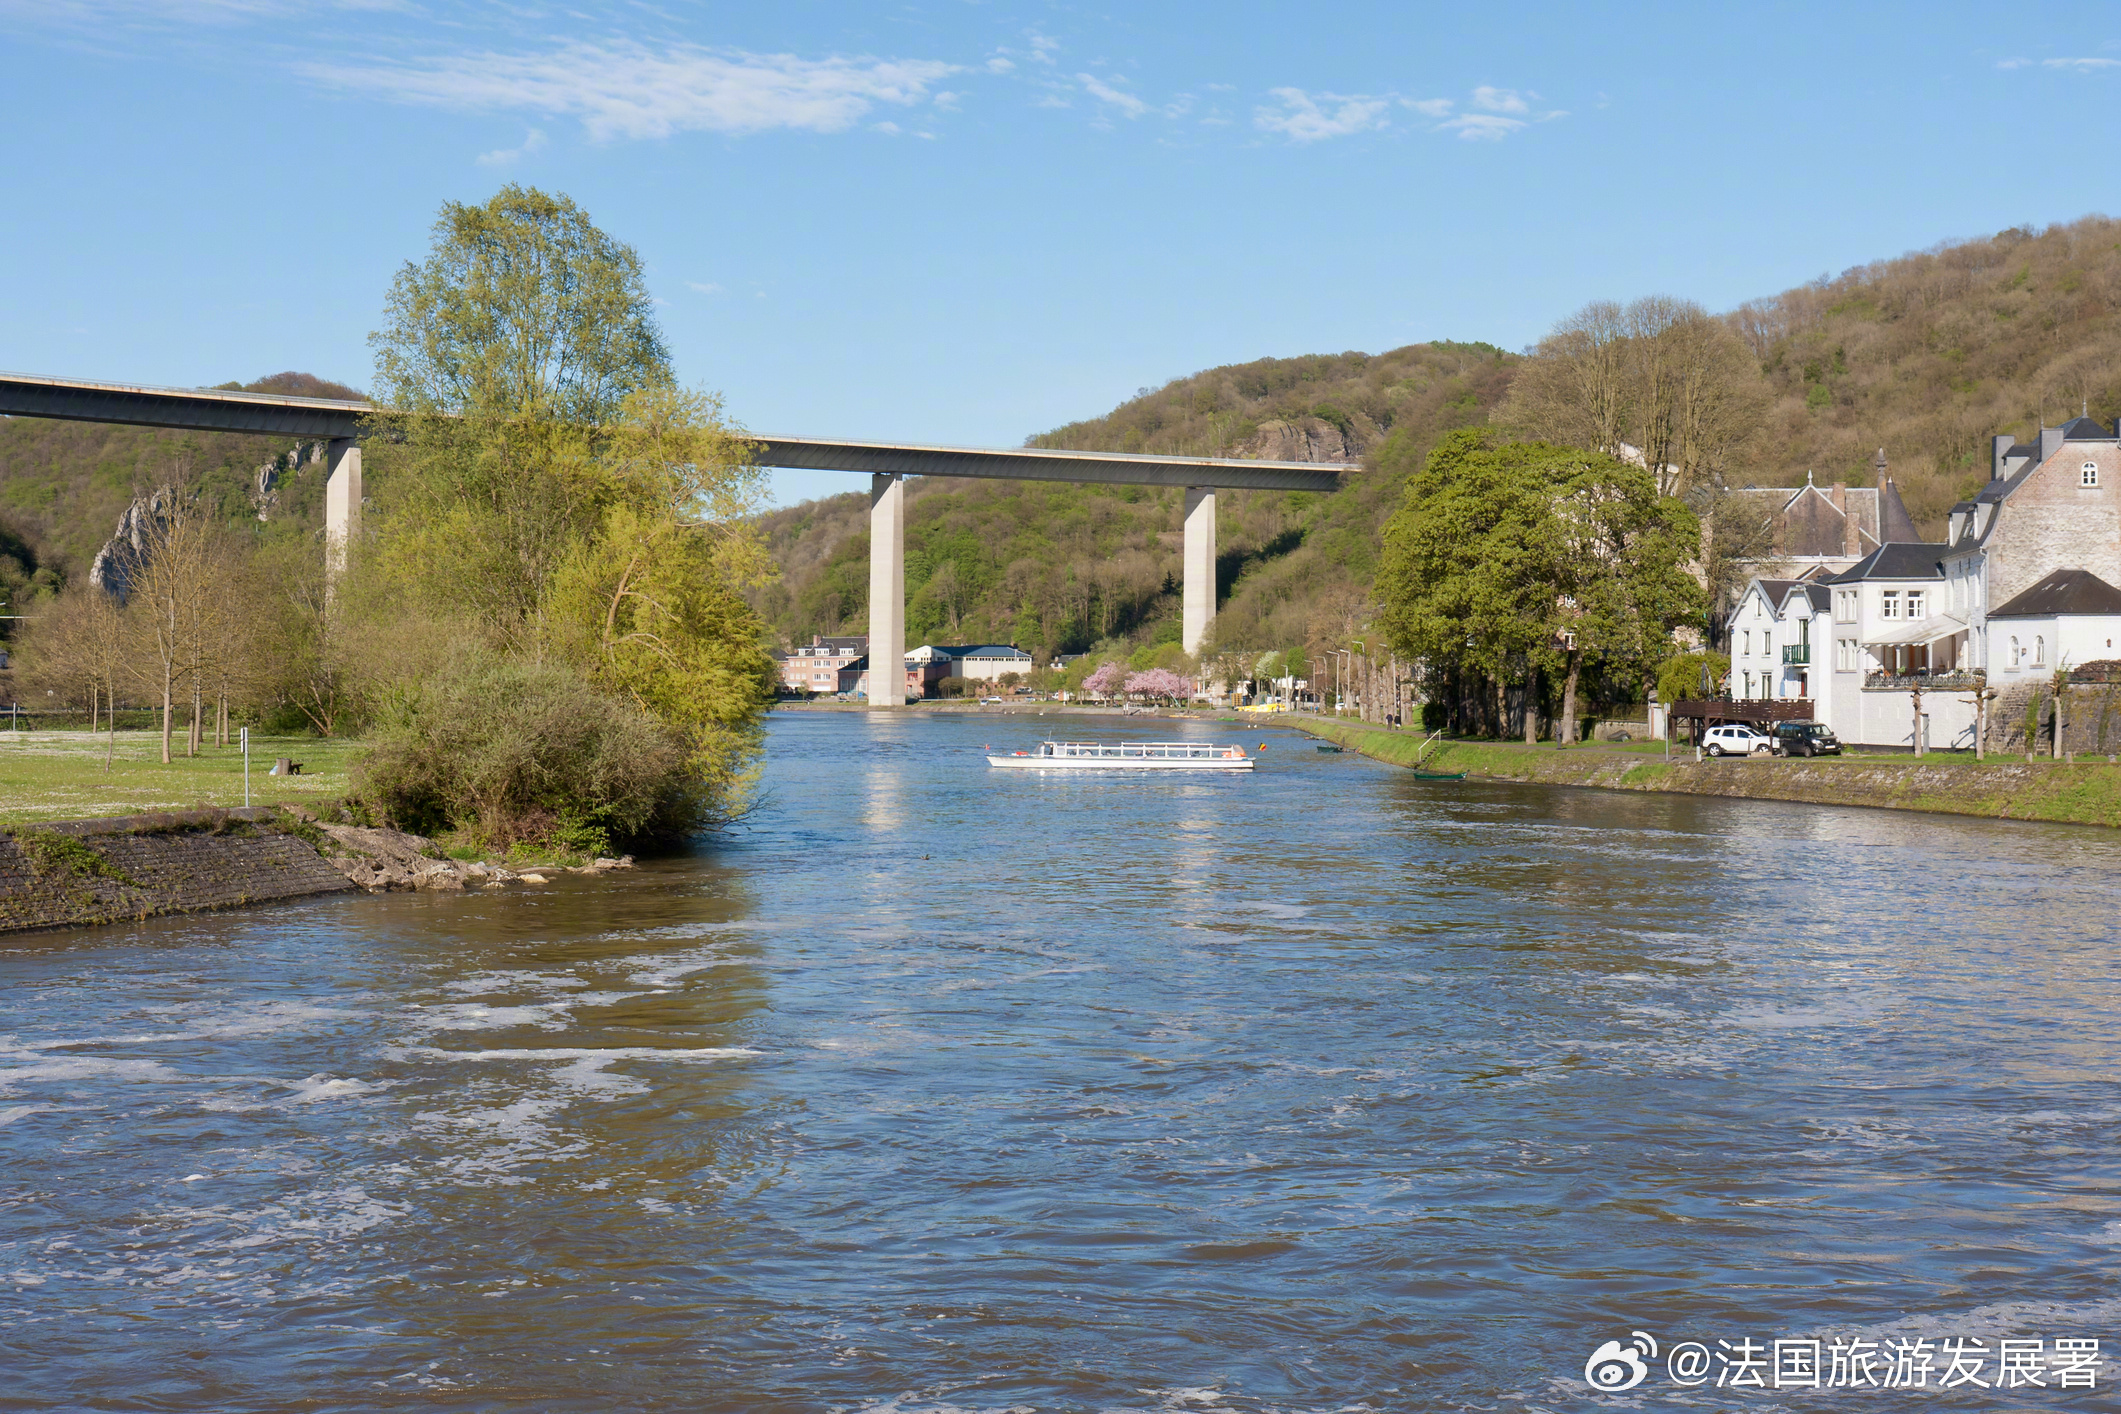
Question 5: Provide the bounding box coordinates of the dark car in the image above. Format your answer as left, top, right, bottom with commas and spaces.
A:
1772, 719, 1841, 757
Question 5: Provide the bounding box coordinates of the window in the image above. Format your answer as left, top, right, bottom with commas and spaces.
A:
1881, 591, 1900, 619
1835, 590, 1858, 623
1906, 590, 1924, 620
1741, 630, 1751, 656
2034, 635, 2047, 667
1742, 671, 1753, 697
2085, 462, 2101, 487
1838, 638, 1860, 672
2010, 635, 2022, 668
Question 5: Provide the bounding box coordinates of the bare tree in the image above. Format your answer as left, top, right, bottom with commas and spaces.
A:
1501, 300, 1632, 455
128, 488, 220, 764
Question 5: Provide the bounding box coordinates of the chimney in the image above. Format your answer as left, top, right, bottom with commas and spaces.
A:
1842, 485, 1861, 558
2040, 425, 2066, 465
1992, 434, 2013, 481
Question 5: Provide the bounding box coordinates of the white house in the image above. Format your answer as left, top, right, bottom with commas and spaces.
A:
1728, 576, 1831, 706
1985, 569, 2121, 680
1724, 415, 2121, 748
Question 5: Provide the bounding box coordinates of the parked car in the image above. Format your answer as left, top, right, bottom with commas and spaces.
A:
1771, 720, 1842, 757
1702, 724, 1773, 757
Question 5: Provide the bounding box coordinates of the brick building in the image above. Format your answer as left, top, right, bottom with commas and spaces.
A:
778, 635, 867, 695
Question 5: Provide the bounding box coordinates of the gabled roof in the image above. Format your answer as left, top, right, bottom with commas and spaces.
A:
1988, 568, 2121, 618
1825, 543, 1945, 583
2060, 416, 2113, 441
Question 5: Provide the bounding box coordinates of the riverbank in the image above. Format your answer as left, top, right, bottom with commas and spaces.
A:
1291, 715, 2121, 827
0, 805, 633, 936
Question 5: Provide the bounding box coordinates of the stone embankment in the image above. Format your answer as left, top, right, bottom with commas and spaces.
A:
0, 806, 633, 936
1291, 717, 2121, 828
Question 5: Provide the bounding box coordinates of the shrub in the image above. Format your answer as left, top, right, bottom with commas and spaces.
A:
352, 654, 688, 852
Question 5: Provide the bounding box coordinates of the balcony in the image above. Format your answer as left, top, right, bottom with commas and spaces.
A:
1781, 644, 1810, 665
1864, 671, 1976, 692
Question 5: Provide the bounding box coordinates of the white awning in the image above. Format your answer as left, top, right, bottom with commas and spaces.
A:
1863, 613, 1966, 648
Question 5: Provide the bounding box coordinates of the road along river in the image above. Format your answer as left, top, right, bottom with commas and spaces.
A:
4, 710, 2120, 1409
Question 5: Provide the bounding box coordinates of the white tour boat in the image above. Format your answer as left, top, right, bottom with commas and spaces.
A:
986, 740, 1255, 771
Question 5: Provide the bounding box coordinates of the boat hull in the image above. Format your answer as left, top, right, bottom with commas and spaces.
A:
985, 754, 1254, 771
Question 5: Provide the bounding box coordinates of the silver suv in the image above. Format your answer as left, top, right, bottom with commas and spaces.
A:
1702, 724, 1773, 757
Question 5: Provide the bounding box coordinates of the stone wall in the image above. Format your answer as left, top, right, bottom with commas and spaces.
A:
1985, 679, 2121, 756
0, 807, 354, 935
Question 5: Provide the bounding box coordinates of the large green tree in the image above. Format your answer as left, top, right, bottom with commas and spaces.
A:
358, 187, 777, 844
1377, 429, 1702, 742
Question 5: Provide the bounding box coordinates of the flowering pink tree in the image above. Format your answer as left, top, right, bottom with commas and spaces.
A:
1125, 667, 1195, 703
1083, 661, 1127, 699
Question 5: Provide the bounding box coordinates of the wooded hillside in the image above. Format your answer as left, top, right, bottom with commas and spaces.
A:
1728, 215, 2121, 527
0, 373, 358, 633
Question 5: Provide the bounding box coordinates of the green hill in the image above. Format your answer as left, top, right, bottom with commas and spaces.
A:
748, 342, 1520, 661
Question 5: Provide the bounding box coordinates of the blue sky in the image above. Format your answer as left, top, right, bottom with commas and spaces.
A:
5, 1, 2120, 504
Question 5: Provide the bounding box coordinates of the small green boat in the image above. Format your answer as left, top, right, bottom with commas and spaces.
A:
1315, 744, 1343, 753
1412, 770, 1466, 781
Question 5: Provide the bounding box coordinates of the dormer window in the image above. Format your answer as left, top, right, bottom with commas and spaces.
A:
2086, 462, 2101, 487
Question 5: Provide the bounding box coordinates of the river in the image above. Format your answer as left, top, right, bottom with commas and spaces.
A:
4, 710, 2120, 1410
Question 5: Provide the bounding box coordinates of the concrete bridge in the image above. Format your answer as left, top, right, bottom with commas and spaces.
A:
0, 372, 1346, 704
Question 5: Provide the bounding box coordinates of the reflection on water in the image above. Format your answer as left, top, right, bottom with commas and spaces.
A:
4, 710, 2121, 1410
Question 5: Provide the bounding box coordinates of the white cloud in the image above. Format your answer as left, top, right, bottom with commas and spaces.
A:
475, 126, 545, 165
872, 120, 901, 135
985, 55, 1014, 74
1996, 57, 2032, 69
685, 281, 722, 294
1471, 85, 1530, 113
1438, 112, 1526, 141
1077, 71, 1146, 117
1403, 96, 1454, 118
1254, 87, 1391, 142
1028, 33, 1059, 65
306, 41, 961, 141
932, 89, 961, 111
2043, 56, 2121, 71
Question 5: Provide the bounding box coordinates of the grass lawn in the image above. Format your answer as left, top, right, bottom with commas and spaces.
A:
0, 729, 360, 825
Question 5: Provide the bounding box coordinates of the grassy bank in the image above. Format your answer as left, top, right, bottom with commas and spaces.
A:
0, 729, 358, 825
1293, 717, 2121, 828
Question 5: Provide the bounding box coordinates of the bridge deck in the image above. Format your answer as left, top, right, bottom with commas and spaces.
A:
0, 372, 1345, 492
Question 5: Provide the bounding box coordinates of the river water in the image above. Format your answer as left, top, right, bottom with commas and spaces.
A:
5, 711, 2121, 1410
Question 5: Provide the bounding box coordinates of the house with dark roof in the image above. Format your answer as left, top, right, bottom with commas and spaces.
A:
1942, 416, 2121, 692
1727, 451, 1923, 576
1985, 568, 2121, 679
1754, 414, 2121, 748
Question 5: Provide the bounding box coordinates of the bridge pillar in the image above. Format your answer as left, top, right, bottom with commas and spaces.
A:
325, 438, 362, 588
1182, 486, 1216, 657
867, 473, 905, 706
